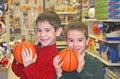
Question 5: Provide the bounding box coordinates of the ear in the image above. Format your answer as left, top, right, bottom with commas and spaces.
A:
0, 10, 3, 17
86, 38, 90, 48
85, 38, 90, 46
56, 27, 63, 36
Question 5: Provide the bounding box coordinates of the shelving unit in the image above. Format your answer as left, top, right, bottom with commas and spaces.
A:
87, 19, 120, 22
54, 1, 82, 42
57, 11, 81, 25
0, 13, 10, 53
82, 0, 120, 78
9, 0, 82, 43
86, 18, 120, 78
56, 41, 67, 50
9, 0, 43, 43
86, 49, 120, 66
81, 0, 89, 18
0, 11, 11, 79
89, 34, 120, 44
87, 19, 120, 43
0, 16, 9, 46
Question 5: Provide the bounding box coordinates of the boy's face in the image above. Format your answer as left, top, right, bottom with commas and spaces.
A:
36, 21, 62, 47
66, 30, 88, 54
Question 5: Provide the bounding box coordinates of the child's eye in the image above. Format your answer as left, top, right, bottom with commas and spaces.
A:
36, 29, 41, 32
78, 39, 82, 42
69, 39, 74, 42
46, 29, 50, 32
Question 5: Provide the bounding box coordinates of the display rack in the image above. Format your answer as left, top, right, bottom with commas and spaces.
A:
56, 41, 67, 50
0, 12, 11, 79
9, 0, 82, 44
87, 19, 120, 43
86, 50, 120, 66
86, 18, 120, 79
57, 11, 81, 25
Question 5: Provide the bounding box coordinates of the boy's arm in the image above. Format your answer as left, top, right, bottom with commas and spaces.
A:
12, 59, 27, 78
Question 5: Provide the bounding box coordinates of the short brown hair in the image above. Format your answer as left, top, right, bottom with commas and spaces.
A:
65, 20, 88, 39
36, 11, 61, 31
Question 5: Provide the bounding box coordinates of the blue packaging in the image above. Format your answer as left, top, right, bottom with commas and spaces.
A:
108, 0, 120, 2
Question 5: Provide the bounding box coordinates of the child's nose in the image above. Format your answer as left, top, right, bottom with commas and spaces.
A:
73, 42, 78, 47
41, 32, 45, 36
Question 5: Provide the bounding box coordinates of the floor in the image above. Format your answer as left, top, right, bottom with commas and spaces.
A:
8, 63, 19, 79
0, 54, 19, 79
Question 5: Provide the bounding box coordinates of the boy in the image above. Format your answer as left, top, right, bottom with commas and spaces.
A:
12, 11, 62, 79
53, 20, 104, 79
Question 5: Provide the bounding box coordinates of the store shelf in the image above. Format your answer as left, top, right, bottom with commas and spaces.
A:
105, 67, 120, 78
61, 22, 69, 25
57, 11, 80, 15
89, 34, 120, 43
0, 62, 11, 72
56, 41, 67, 46
0, 32, 7, 38
86, 49, 120, 66
87, 19, 120, 22
56, 41, 67, 49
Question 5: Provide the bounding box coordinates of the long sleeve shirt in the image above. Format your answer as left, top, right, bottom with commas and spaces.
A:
12, 43, 58, 79
59, 54, 104, 79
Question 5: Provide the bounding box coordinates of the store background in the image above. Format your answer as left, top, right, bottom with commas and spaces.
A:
0, 0, 120, 79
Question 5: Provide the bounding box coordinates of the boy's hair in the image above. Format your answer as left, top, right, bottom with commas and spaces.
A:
35, 11, 61, 31
65, 20, 88, 39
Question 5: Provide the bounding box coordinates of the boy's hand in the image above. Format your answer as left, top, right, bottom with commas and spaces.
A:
22, 48, 37, 67
77, 53, 85, 73
53, 55, 63, 78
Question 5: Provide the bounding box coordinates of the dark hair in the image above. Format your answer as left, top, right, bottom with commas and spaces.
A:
35, 11, 61, 31
65, 20, 88, 39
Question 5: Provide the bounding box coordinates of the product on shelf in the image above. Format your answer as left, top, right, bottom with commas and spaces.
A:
95, 0, 120, 20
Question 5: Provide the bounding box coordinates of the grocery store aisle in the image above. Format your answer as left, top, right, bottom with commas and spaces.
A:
8, 55, 19, 79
